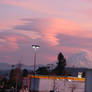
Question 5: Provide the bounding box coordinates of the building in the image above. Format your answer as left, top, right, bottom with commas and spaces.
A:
23, 75, 85, 92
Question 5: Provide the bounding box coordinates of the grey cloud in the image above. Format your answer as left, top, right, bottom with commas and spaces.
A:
13, 18, 38, 31
0, 30, 32, 44
58, 34, 92, 48
14, 18, 92, 49
13, 18, 51, 32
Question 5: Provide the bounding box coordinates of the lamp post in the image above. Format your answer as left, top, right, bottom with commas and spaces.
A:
32, 45, 40, 92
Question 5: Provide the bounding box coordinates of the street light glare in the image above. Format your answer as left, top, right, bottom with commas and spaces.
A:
32, 45, 40, 49
32, 46, 36, 48
36, 46, 40, 48
68, 79, 72, 82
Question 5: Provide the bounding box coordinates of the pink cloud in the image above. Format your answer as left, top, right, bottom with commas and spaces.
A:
38, 53, 57, 64
84, 0, 92, 2
14, 18, 92, 47
0, 18, 22, 31
0, 0, 65, 16
0, 35, 27, 52
41, 18, 92, 46
36, 18, 82, 46
85, 9, 92, 17
16, 31, 41, 40
0, 0, 92, 65
46, 55, 57, 62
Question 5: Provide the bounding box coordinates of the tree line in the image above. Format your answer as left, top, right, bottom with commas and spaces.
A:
36, 52, 66, 76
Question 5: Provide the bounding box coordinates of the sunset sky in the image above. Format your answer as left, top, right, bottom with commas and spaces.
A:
0, 0, 92, 65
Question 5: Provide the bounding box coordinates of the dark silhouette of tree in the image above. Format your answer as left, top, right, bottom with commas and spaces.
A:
82, 72, 86, 78
0, 77, 9, 91
9, 69, 14, 81
9, 66, 23, 91
36, 66, 49, 75
22, 69, 28, 77
54, 52, 66, 75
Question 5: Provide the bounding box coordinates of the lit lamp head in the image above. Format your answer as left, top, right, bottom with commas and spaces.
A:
32, 45, 40, 49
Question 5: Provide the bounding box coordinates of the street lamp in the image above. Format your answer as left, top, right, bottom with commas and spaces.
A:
32, 45, 40, 74
32, 45, 40, 91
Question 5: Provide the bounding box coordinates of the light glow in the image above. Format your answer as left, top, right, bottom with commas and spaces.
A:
32, 45, 40, 49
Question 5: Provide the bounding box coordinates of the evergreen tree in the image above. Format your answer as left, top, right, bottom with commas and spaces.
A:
54, 52, 66, 75
22, 69, 28, 77
9, 69, 14, 81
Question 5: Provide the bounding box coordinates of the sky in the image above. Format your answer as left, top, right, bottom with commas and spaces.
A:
0, 0, 92, 65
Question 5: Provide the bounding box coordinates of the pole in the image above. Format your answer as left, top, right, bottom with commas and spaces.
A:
32, 45, 40, 92
33, 48, 36, 92
53, 79, 56, 92
16, 80, 17, 92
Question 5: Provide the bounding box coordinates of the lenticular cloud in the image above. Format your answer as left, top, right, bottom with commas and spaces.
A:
67, 49, 92, 68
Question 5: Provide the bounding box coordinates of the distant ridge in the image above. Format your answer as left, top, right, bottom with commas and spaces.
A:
0, 62, 44, 70
0, 63, 11, 70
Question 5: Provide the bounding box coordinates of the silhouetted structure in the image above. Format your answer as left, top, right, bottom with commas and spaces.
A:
54, 52, 66, 75
22, 69, 28, 77
36, 66, 49, 75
